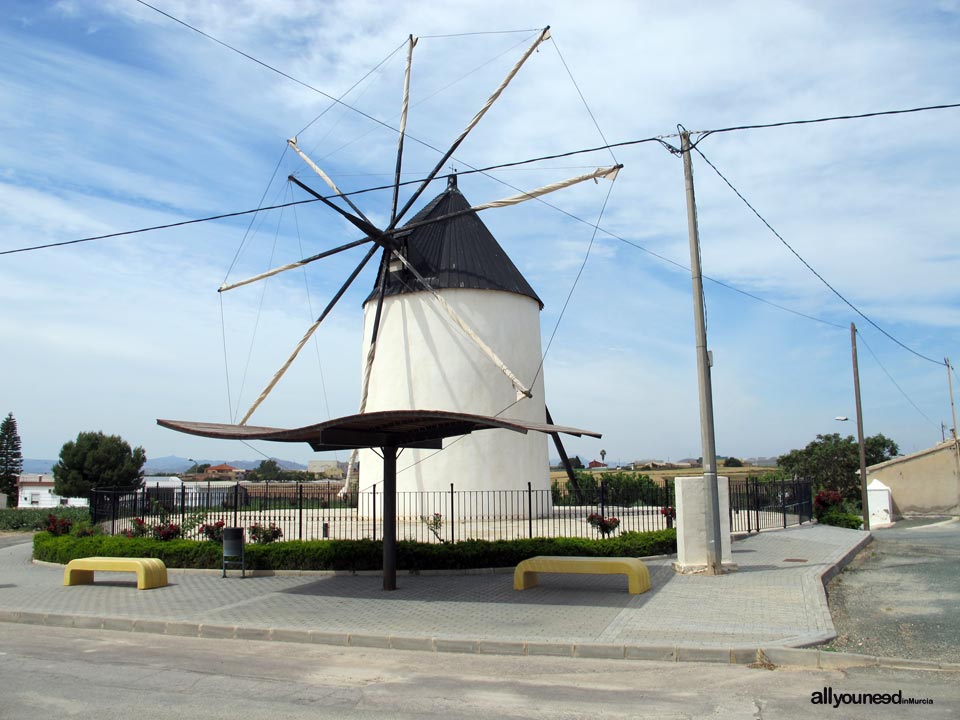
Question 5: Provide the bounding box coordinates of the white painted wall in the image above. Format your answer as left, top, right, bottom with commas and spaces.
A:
357, 288, 548, 510
866, 440, 960, 515
17, 474, 88, 508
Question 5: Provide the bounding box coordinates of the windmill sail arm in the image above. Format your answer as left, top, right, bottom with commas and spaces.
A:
218, 236, 374, 293
390, 35, 417, 224
391, 251, 533, 400
288, 139, 376, 227
237, 243, 379, 425
392, 26, 551, 226
471, 165, 622, 211
377, 165, 622, 242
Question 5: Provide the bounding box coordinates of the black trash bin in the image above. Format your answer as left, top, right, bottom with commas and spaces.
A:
222, 527, 245, 578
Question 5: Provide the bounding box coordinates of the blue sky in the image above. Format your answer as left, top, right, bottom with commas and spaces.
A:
2, 0, 959, 467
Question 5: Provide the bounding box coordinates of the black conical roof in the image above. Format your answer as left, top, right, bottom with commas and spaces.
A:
365, 176, 542, 308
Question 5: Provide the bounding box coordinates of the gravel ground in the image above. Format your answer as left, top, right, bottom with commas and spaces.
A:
824, 517, 960, 663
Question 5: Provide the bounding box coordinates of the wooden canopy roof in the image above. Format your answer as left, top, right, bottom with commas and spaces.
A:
158, 409, 600, 452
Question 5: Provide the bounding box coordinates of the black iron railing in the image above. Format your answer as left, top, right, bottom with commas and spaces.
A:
90, 475, 811, 542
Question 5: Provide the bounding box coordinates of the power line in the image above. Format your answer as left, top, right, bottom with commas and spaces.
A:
134, 1, 402, 140
691, 144, 943, 366
692, 102, 960, 141
856, 329, 939, 429
0, 196, 321, 256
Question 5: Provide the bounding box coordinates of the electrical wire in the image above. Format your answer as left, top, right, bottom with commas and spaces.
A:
691, 102, 960, 142
691, 144, 943, 366
0, 197, 321, 256
549, 38, 617, 166
856, 329, 939, 429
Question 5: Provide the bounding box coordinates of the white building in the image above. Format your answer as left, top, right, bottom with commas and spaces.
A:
17, 474, 88, 509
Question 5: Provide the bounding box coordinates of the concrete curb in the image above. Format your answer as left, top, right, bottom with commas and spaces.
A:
1, 609, 956, 672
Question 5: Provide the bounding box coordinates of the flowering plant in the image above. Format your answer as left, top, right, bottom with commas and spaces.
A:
121, 517, 149, 538
151, 522, 182, 541
44, 514, 72, 536
814, 489, 844, 520
587, 513, 620, 537
249, 522, 283, 544
199, 519, 226, 543
660, 506, 676, 519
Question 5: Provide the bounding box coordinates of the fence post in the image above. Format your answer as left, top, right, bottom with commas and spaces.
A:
746, 478, 753, 534
233, 483, 239, 527
600, 479, 607, 521
449, 483, 455, 544
780, 476, 787, 529
298, 482, 304, 541
527, 481, 533, 539
110, 489, 117, 536
372, 483, 377, 542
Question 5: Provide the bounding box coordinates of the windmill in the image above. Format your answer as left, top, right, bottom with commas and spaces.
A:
174, 30, 618, 512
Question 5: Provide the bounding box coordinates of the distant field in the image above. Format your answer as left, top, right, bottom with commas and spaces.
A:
549, 466, 777, 485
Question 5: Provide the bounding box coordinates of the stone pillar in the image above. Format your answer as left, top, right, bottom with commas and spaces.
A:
673, 475, 737, 574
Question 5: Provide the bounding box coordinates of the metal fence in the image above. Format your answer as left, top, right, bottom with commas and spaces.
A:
728, 477, 814, 533
90, 476, 812, 543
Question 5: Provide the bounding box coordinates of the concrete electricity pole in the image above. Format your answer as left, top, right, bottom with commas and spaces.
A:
850, 323, 870, 531
680, 130, 723, 575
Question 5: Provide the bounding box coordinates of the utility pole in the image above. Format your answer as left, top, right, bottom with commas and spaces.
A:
945, 358, 960, 474
850, 323, 870, 531
681, 130, 723, 575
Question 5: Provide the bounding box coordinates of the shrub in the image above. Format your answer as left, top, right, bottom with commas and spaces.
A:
0, 507, 90, 532
44, 514, 72, 536
820, 510, 863, 530
553, 471, 667, 507
586, 513, 620, 537
249, 522, 283, 544
199, 519, 226, 543
71, 521, 99, 538
152, 522, 182, 541
121, 517, 150, 538
33, 530, 678, 572
813, 489, 844, 520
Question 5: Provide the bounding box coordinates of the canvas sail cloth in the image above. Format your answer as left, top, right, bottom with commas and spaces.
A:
355, 175, 554, 516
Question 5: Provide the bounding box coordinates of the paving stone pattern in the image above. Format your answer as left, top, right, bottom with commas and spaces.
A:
0, 525, 869, 653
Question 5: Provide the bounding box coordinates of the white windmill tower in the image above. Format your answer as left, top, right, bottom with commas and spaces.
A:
356, 173, 550, 503
204, 30, 617, 514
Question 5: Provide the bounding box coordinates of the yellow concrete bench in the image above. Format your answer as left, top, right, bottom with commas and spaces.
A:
514, 555, 651, 594
64, 557, 168, 590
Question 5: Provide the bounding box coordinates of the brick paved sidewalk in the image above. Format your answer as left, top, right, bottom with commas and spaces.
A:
0, 525, 869, 661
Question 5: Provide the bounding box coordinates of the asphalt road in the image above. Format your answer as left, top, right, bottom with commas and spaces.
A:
0, 532, 33, 550
825, 517, 960, 663
0, 624, 955, 720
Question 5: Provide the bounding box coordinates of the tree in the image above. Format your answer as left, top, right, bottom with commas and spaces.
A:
0, 413, 23, 507
778, 432, 899, 501
52, 431, 146, 498
723, 456, 744, 468
248, 458, 281, 483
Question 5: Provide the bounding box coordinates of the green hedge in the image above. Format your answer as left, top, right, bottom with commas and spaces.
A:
0, 507, 90, 532
820, 511, 864, 530
33, 529, 676, 572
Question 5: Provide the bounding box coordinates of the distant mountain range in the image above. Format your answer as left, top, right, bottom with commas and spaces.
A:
22, 455, 307, 476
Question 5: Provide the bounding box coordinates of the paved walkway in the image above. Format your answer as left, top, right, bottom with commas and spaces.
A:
0, 524, 887, 666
